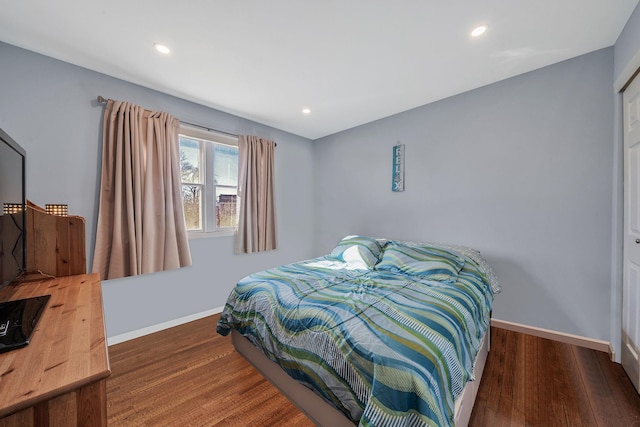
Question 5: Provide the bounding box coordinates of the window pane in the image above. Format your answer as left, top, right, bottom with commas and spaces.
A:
216, 187, 237, 228
180, 136, 201, 184
214, 144, 238, 187
182, 184, 202, 230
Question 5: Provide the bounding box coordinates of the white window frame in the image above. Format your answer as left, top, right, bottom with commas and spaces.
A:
179, 124, 239, 238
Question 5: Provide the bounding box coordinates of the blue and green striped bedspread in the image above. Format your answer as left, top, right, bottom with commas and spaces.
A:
217, 245, 498, 426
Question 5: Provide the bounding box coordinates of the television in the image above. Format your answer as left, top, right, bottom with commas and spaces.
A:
0, 128, 26, 288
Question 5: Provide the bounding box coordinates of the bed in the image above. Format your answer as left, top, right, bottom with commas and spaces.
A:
217, 236, 501, 426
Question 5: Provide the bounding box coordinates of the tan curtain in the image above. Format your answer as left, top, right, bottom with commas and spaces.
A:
93, 99, 192, 280
234, 135, 277, 254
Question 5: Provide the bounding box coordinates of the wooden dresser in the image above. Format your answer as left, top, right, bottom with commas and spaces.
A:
0, 273, 110, 426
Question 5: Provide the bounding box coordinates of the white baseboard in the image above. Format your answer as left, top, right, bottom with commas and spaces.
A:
491, 318, 615, 360
107, 306, 225, 346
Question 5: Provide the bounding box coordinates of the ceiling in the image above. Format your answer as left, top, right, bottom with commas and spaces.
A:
0, 1, 638, 140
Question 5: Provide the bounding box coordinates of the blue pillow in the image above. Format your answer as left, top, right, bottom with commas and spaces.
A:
375, 242, 465, 281
329, 236, 383, 269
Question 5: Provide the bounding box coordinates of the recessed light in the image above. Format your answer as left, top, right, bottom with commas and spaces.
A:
154, 43, 171, 54
471, 25, 487, 37
302, 108, 311, 115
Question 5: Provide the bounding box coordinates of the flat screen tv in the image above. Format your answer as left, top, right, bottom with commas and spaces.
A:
0, 129, 26, 288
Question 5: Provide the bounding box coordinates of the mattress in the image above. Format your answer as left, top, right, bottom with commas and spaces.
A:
231, 327, 490, 426
217, 238, 500, 426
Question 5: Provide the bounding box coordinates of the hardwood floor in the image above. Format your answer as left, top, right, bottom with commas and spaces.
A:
107, 315, 640, 426
471, 328, 640, 427
107, 315, 311, 427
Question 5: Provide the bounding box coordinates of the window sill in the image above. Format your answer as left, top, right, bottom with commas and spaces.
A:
188, 229, 235, 240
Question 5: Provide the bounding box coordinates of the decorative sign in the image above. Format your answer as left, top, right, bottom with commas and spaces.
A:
392, 143, 405, 192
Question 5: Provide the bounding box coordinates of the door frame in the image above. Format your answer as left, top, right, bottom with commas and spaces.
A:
614, 50, 640, 363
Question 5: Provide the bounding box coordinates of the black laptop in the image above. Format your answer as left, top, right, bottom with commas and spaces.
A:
0, 295, 50, 354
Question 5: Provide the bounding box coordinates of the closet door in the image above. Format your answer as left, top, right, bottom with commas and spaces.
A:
623, 71, 640, 393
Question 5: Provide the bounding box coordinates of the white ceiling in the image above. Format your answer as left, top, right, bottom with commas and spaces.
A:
0, 1, 637, 139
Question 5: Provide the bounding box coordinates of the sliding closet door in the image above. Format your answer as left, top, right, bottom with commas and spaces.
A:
623, 71, 640, 393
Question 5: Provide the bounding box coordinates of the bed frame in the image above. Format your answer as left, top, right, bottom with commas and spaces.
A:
231, 327, 490, 426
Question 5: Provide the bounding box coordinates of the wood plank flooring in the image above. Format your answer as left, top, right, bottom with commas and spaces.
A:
107, 315, 640, 426
471, 328, 640, 426
107, 315, 310, 427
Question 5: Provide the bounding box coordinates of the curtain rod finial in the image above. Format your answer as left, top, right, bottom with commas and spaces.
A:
97, 95, 107, 104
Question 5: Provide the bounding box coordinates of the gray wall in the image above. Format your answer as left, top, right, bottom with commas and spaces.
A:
0, 41, 316, 338
615, 2, 640, 86
314, 48, 614, 342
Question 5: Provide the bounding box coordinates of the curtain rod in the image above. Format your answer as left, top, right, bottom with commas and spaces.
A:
96, 95, 244, 140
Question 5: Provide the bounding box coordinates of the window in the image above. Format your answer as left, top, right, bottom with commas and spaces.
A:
179, 125, 238, 236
